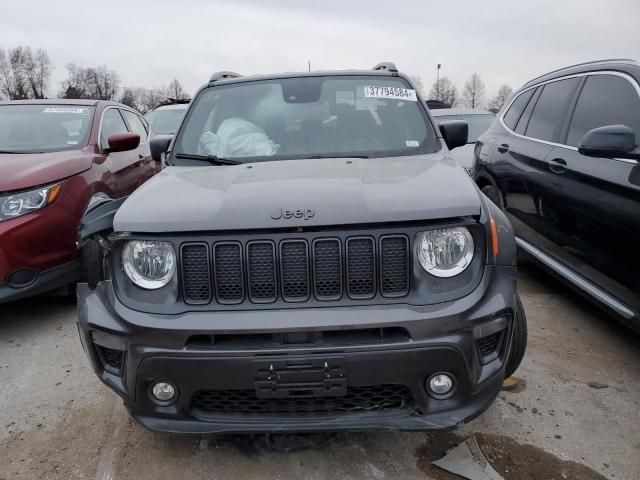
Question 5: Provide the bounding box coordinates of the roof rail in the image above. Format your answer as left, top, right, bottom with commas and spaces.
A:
372, 62, 398, 73
524, 58, 637, 86
209, 71, 243, 83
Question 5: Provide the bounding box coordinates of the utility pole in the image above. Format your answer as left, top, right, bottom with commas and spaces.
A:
308, 60, 311, 72
436, 64, 442, 101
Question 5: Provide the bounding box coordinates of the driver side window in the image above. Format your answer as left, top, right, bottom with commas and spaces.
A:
100, 108, 128, 150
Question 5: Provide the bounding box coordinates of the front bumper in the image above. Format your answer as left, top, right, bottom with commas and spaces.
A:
0, 199, 80, 303
77, 265, 517, 434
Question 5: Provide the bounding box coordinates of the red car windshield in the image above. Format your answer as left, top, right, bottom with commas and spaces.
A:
0, 104, 94, 154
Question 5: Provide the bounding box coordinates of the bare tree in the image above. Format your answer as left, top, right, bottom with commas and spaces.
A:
0, 47, 28, 99
60, 64, 119, 100
428, 76, 458, 107
410, 75, 425, 96
0, 48, 17, 99
0, 46, 52, 99
488, 85, 513, 113
120, 88, 136, 108
461, 73, 486, 109
20, 47, 52, 99
167, 79, 188, 100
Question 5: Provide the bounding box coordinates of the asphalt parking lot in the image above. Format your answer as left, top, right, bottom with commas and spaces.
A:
1, 263, 639, 480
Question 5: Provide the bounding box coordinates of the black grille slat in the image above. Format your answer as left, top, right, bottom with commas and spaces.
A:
313, 239, 342, 300
380, 236, 409, 297
346, 237, 376, 299
280, 240, 310, 301
213, 243, 244, 303
181, 243, 211, 304
247, 242, 277, 302
191, 384, 413, 415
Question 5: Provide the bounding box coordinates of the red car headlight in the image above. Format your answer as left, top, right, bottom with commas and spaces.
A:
0, 183, 62, 222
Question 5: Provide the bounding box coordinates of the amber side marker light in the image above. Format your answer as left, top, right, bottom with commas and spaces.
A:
47, 183, 62, 203
489, 218, 499, 257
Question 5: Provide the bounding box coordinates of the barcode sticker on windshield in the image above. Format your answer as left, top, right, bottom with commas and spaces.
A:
43, 107, 87, 114
363, 86, 417, 101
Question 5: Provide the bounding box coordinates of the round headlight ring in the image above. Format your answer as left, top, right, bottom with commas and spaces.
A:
122, 240, 177, 289
417, 227, 475, 278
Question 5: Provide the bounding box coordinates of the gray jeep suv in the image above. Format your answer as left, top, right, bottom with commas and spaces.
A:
77, 63, 526, 434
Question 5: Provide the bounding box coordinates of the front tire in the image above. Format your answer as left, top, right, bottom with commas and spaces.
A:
505, 295, 527, 378
80, 239, 104, 289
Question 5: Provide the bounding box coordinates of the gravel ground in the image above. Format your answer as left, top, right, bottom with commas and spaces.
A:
1, 264, 639, 480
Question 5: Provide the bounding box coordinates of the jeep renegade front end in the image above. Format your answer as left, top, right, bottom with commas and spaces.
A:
77, 63, 526, 434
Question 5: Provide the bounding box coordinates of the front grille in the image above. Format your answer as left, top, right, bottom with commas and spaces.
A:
313, 239, 342, 300
280, 240, 310, 301
180, 244, 211, 304
191, 384, 414, 415
380, 236, 410, 297
346, 237, 376, 299
213, 243, 244, 304
247, 242, 277, 303
180, 232, 410, 306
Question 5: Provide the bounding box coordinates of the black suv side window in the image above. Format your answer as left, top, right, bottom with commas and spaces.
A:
503, 89, 534, 129
566, 74, 640, 147
525, 78, 579, 142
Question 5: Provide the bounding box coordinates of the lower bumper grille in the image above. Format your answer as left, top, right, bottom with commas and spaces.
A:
191, 384, 414, 415
96, 345, 125, 375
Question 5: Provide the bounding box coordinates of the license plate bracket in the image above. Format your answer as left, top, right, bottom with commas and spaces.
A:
253, 357, 347, 399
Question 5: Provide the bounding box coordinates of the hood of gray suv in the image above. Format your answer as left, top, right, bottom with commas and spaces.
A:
113, 155, 481, 232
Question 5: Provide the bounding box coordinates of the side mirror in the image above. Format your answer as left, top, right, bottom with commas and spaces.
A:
578, 125, 640, 160
106, 132, 140, 153
438, 120, 468, 151
150, 135, 173, 162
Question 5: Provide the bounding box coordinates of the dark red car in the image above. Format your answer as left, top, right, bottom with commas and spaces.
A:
0, 99, 157, 303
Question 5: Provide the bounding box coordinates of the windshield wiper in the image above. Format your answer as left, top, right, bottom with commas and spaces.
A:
174, 153, 244, 166
0, 150, 26, 154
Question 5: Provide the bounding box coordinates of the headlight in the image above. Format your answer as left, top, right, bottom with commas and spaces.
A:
0, 183, 62, 222
416, 227, 474, 278
122, 241, 176, 289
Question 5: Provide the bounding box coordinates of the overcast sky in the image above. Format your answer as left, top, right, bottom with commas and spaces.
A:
2, 0, 639, 101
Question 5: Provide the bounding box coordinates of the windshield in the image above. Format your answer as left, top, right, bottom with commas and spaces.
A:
434, 114, 494, 143
145, 106, 187, 135
0, 104, 94, 153
173, 76, 437, 164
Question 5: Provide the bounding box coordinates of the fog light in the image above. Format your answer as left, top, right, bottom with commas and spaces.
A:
427, 373, 455, 398
151, 382, 176, 403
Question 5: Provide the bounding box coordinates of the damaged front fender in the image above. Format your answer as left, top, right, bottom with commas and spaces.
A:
78, 196, 127, 244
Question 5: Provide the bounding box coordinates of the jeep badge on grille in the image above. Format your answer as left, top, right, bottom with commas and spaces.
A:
270, 208, 315, 220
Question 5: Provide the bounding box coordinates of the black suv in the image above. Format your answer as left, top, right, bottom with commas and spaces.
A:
77, 64, 526, 434
475, 59, 640, 331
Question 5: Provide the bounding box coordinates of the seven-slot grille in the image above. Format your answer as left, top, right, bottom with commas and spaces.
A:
180, 235, 409, 305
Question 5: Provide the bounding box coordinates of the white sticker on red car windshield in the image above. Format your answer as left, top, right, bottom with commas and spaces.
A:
43, 107, 88, 114
363, 86, 417, 101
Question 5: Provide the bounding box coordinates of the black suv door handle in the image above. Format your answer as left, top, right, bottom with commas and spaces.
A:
497, 144, 509, 154
549, 158, 567, 174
